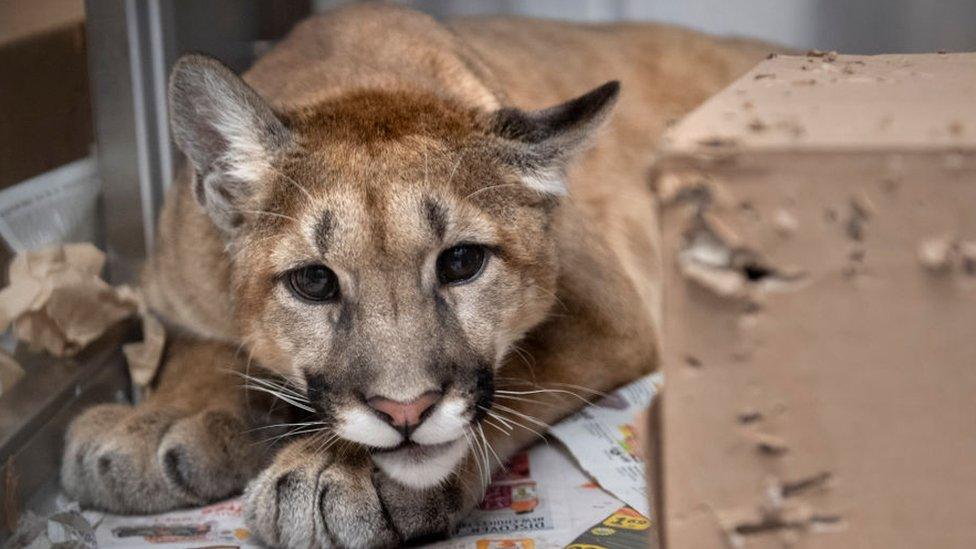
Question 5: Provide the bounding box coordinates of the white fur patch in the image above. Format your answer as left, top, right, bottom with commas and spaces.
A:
411, 398, 470, 445
202, 70, 271, 183
372, 439, 468, 489
522, 169, 567, 196
335, 408, 402, 448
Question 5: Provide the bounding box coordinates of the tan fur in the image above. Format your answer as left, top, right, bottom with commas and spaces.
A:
64, 4, 769, 545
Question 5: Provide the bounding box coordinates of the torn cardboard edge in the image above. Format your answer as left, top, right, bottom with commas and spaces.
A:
659, 173, 808, 303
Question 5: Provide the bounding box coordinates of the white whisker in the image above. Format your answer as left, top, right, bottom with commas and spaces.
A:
245, 421, 325, 434
479, 424, 505, 471
495, 388, 594, 405
234, 209, 300, 223
507, 344, 538, 381
464, 183, 524, 201
495, 377, 610, 399
313, 433, 341, 455
242, 384, 316, 413
481, 407, 548, 445
493, 393, 559, 408
490, 404, 550, 429
258, 424, 327, 446
463, 428, 486, 488
482, 417, 511, 435
483, 409, 514, 431
267, 165, 315, 204
237, 373, 308, 401
446, 152, 465, 186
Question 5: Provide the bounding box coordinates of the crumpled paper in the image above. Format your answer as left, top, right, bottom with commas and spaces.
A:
0, 243, 165, 389
6, 496, 103, 549
122, 304, 166, 389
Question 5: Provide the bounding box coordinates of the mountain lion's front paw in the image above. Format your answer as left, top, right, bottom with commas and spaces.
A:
61, 403, 262, 513
244, 440, 468, 548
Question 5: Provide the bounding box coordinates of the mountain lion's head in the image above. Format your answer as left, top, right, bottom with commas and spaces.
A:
168, 54, 617, 487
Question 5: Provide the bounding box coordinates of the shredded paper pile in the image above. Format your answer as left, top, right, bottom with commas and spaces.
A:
0, 244, 165, 393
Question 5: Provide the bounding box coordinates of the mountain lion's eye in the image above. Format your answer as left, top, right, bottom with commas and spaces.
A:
436, 244, 487, 285
287, 265, 339, 302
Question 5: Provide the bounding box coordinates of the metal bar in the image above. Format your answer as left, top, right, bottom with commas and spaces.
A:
86, 0, 175, 284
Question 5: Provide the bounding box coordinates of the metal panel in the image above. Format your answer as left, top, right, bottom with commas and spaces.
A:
0, 329, 132, 538
85, 0, 173, 284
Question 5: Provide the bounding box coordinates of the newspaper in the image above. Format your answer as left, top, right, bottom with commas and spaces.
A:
0, 158, 100, 252
549, 373, 663, 518
431, 443, 626, 548
19, 375, 661, 548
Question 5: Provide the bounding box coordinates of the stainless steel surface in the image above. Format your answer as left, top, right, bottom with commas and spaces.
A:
0, 329, 132, 538
86, 0, 172, 284
87, 0, 311, 284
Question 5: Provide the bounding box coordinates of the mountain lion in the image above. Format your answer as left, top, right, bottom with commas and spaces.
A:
61, 3, 767, 547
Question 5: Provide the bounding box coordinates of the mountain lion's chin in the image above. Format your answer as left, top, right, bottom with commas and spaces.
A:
371, 438, 468, 489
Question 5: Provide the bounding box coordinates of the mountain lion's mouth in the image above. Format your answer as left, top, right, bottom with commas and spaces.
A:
371, 439, 456, 457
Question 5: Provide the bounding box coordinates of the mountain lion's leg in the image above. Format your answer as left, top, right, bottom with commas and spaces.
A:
61, 338, 275, 513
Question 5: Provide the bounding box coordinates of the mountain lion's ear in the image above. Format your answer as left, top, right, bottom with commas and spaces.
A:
168, 54, 291, 232
490, 81, 620, 196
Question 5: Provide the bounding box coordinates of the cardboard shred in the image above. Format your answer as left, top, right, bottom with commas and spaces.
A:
0, 243, 165, 390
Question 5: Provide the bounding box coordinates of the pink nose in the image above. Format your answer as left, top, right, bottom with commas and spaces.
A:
367, 391, 441, 433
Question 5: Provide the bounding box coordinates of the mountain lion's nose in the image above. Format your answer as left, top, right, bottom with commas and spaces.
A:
367, 391, 441, 436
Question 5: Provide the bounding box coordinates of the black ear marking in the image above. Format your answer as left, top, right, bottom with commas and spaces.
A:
168, 53, 291, 233
489, 81, 620, 194
492, 81, 620, 145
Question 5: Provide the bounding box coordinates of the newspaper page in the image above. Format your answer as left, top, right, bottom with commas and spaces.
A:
0, 157, 100, 252
93, 499, 256, 547
431, 443, 627, 549
549, 373, 663, 518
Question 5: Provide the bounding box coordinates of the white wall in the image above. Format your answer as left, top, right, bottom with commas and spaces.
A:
315, 0, 976, 54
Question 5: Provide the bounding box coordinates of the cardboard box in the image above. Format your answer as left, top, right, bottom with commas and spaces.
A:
0, 0, 91, 190
655, 53, 976, 548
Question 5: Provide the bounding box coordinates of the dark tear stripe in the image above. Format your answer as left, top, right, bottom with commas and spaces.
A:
313, 210, 335, 255
433, 292, 453, 327
432, 292, 466, 352
304, 369, 331, 412
370, 472, 405, 544
473, 365, 495, 421
335, 301, 354, 334
432, 291, 489, 386
424, 198, 448, 241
